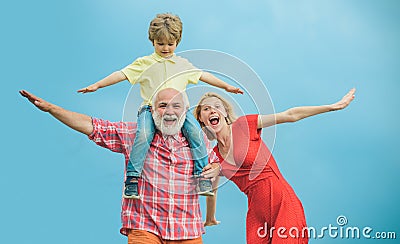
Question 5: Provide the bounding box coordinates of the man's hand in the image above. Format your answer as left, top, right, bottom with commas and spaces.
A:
225, 85, 244, 94
77, 83, 100, 93
201, 163, 221, 180
19, 90, 53, 112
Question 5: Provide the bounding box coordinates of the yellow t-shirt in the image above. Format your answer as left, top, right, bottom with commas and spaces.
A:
121, 52, 202, 106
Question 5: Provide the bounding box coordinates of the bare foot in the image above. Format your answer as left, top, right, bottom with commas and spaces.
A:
204, 219, 221, 227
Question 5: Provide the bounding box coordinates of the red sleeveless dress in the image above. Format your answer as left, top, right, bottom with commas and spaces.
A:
214, 115, 309, 243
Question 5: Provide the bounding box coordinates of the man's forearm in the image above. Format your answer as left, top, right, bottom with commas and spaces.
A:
20, 90, 94, 135
49, 104, 94, 135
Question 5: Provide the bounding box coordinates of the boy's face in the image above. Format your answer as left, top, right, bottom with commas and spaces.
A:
153, 39, 177, 58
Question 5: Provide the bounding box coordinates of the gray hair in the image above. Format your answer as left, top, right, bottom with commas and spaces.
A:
151, 88, 189, 109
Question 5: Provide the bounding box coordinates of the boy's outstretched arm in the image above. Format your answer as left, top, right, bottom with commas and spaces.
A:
200, 71, 244, 94
77, 71, 127, 93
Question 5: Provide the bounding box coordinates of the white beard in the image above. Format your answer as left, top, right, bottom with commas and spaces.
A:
153, 111, 186, 136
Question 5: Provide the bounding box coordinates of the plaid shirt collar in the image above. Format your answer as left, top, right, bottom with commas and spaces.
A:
159, 131, 183, 142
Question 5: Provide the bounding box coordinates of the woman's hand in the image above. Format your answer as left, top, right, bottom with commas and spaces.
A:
201, 163, 221, 180
330, 88, 356, 111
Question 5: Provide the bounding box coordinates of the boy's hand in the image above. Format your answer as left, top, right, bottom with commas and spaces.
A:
77, 83, 100, 93
225, 85, 244, 94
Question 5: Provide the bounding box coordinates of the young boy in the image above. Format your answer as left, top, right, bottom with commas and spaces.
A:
78, 13, 243, 199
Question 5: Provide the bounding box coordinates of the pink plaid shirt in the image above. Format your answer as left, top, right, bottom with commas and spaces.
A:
88, 118, 219, 239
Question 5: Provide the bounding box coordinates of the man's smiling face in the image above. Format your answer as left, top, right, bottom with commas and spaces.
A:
152, 88, 187, 136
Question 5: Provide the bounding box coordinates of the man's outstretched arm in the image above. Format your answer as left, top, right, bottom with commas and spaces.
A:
19, 90, 94, 135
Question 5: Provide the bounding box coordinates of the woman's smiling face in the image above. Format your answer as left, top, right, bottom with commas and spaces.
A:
199, 97, 228, 133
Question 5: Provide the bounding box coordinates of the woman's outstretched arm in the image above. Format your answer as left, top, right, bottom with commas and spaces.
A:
257, 88, 356, 128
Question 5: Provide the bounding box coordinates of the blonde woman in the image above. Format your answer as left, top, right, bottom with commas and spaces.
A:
195, 89, 355, 243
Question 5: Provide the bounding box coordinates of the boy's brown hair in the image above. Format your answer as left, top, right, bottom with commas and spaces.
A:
148, 13, 183, 45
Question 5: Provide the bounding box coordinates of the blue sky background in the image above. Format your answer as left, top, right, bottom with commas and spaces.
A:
1, 0, 399, 243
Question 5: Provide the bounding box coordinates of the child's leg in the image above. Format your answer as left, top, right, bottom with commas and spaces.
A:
181, 112, 209, 177
126, 106, 155, 177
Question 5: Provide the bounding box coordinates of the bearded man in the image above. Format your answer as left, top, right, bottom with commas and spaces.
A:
19, 88, 220, 244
